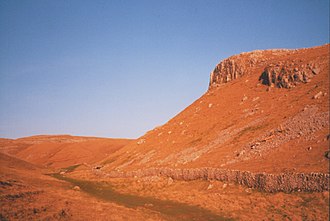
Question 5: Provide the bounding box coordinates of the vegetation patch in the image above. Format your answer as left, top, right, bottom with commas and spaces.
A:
101, 157, 116, 165
233, 124, 267, 143
61, 164, 81, 173
50, 173, 232, 221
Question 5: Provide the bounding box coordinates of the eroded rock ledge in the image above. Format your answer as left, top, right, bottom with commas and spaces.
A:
208, 45, 327, 89
259, 62, 320, 88
95, 167, 329, 193
208, 49, 291, 88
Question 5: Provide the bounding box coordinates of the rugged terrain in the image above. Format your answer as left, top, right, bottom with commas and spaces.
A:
97, 44, 329, 178
1, 44, 329, 220
0, 153, 167, 221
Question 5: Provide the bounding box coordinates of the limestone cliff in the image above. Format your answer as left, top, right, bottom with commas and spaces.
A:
209, 45, 329, 89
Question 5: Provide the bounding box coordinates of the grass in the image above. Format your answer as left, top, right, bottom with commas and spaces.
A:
189, 137, 203, 146
50, 173, 234, 221
61, 164, 81, 173
101, 157, 116, 165
232, 124, 267, 143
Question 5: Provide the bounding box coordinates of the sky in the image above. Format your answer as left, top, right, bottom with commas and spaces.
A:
0, 0, 329, 139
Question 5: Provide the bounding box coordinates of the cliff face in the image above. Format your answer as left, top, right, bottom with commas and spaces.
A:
209, 50, 263, 87
209, 45, 328, 89
259, 62, 320, 88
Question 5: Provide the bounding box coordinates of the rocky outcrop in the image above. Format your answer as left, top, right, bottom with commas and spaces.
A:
259, 62, 320, 88
95, 167, 329, 193
209, 57, 247, 86
209, 49, 284, 88
15, 135, 100, 144
208, 46, 326, 89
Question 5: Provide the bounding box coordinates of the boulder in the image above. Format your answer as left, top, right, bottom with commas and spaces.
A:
325, 151, 330, 159
313, 91, 323, 99
73, 186, 81, 191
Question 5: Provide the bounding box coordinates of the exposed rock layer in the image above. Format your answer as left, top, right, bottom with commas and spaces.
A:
259, 62, 320, 88
209, 46, 327, 89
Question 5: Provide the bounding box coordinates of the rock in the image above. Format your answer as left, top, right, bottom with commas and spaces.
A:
209, 47, 324, 91
307, 146, 312, 151
94, 165, 102, 170
311, 67, 320, 75
137, 139, 146, 145
245, 188, 252, 193
73, 186, 80, 191
104, 167, 330, 192
259, 62, 316, 89
236, 150, 245, 157
325, 151, 330, 159
167, 177, 174, 185
209, 55, 247, 88
208, 103, 213, 108
207, 184, 213, 190
250, 145, 256, 149
222, 183, 228, 189
58, 209, 68, 218
252, 97, 259, 102
313, 91, 323, 99
250, 142, 260, 149
60, 171, 66, 175
242, 95, 248, 101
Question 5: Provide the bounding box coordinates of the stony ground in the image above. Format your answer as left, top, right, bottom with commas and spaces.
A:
0, 153, 165, 221
67, 170, 330, 221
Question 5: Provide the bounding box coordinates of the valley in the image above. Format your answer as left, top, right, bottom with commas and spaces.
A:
1, 44, 329, 220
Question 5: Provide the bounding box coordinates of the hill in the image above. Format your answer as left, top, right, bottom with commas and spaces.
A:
0, 152, 166, 220
99, 44, 329, 175
1, 44, 329, 221
0, 135, 132, 168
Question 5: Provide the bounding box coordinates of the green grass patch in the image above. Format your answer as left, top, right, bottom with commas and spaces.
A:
233, 124, 267, 143
189, 137, 203, 146
49, 173, 233, 221
61, 164, 81, 173
101, 157, 116, 165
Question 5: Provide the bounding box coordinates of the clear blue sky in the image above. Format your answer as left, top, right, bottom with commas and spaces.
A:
0, 0, 329, 139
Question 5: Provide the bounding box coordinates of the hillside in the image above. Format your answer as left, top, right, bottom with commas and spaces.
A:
0, 135, 132, 168
0, 153, 167, 220
1, 44, 329, 221
99, 44, 329, 175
